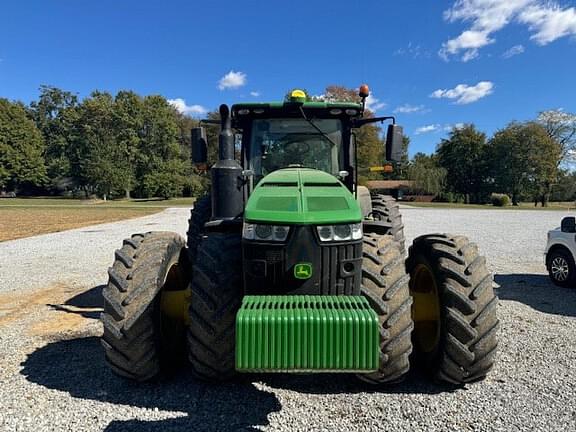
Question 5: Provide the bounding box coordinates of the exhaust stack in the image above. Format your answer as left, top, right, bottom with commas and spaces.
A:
211, 104, 244, 221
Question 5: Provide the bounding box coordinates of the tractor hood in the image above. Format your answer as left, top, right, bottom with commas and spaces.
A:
244, 168, 361, 224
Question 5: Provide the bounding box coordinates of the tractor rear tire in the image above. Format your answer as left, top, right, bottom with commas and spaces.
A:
101, 232, 189, 381
358, 233, 413, 384
187, 233, 243, 381
406, 234, 499, 385
186, 194, 211, 263
370, 194, 405, 254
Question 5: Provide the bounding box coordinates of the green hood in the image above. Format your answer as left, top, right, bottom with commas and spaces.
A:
244, 168, 361, 224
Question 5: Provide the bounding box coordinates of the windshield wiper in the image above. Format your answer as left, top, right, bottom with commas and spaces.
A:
298, 106, 340, 149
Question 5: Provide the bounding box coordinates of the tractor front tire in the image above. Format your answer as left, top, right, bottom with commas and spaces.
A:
370, 194, 405, 254
359, 233, 413, 384
187, 233, 243, 381
101, 232, 189, 381
406, 234, 499, 385
186, 194, 211, 263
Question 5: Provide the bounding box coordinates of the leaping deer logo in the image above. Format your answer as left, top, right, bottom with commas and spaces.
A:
294, 263, 312, 279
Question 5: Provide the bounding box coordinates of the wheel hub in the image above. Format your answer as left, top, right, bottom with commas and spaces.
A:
551, 257, 569, 282
411, 263, 441, 354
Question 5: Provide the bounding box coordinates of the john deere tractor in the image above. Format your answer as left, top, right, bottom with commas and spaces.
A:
101, 86, 498, 385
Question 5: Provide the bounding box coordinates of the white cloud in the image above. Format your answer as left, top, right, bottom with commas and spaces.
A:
168, 98, 207, 116
519, 4, 576, 44
394, 104, 427, 114
365, 94, 386, 112
440, 0, 576, 61
415, 124, 440, 135
249, 91, 260, 97
218, 70, 247, 90
502, 44, 525, 58
430, 81, 494, 105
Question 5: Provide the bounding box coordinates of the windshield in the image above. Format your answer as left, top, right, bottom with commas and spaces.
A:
249, 118, 343, 180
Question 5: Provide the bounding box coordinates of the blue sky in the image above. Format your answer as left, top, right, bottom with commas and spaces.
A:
1, 0, 575, 155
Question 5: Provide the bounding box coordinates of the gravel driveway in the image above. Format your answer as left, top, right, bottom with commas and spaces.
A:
1, 206, 575, 431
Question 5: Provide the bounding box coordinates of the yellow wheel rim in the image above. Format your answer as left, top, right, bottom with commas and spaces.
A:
411, 263, 441, 354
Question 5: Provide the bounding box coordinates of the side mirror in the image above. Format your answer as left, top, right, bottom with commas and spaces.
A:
385, 124, 404, 162
561, 217, 576, 233
191, 127, 208, 164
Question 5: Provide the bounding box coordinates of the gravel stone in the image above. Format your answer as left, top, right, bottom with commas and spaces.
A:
0, 206, 575, 431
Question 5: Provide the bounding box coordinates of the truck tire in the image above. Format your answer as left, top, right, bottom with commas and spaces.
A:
186, 194, 211, 263
187, 233, 243, 381
547, 248, 576, 287
406, 234, 499, 385
370, 194, 405, 254
359, 233, 413, 384
101, 232, 189, 381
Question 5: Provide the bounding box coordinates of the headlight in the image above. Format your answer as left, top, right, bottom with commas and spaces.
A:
316, 223, 362, 242
243, 223, 290, 242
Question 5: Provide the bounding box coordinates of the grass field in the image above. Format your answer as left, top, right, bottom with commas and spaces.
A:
402, 201, 576, 210
0, 197, 195, 242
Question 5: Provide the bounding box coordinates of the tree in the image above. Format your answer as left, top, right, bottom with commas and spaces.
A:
537, 110, 576, 165
77, 91, 126, 198
407, 152, 446, 196
489, 122, 560, 206
0, 99, 46, 191
436, 124, 489, 203
28, 86, 79, 183
136, 95, 188, 198
112, 91, 144, 198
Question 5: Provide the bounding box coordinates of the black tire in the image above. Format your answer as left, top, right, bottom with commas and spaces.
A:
358, 233, 413, 384
406, 234, 499, 385
187, 233, 243, 381
370, 194, 405, 254
186, 194, 211, 263
547, 248, 576, 287
101, 232, 189, 381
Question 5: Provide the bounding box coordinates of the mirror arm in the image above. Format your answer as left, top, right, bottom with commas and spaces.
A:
352, 116, 396, 128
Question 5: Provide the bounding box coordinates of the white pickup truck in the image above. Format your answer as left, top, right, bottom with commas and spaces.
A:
545, 216, 576, 287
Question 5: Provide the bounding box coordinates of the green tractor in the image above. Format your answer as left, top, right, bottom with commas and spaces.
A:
101, 86, 498, 385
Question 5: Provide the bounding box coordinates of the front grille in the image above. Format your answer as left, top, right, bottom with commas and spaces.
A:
243, 226, 362, 296
320, 243, 362, 295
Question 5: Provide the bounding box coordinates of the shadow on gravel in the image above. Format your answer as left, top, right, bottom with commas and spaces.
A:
20, 336, 281, 431
258, 369, 452, 396
47, 285, 104, 320
494, 273, 576, 317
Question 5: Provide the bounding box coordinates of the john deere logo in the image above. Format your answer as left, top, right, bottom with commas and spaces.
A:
294, 263, 312, 279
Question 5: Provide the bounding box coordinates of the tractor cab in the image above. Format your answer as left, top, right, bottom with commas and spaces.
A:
191, 87, 405, 208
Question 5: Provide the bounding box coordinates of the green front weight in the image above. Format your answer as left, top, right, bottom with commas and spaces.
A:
235, 295, 379, 373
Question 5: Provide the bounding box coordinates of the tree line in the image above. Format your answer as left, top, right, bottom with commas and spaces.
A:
0, 86, 207, 199
406, 111, 576, 206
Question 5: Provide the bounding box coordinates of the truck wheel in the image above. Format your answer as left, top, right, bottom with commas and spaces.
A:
101, 232, 189, 381
370, 194, 405, 254
358, 233, 413, 384
547, 248, 576, 287
187, 233, 242, 381
186, 194, 211, 263
406, 234, 499, 385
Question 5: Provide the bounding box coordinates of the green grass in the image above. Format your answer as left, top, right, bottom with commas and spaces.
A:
402, 201, 575, 210
0, 196, 195, 208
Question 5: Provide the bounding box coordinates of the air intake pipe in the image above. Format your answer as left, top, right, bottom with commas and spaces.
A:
211, 104, 244, 221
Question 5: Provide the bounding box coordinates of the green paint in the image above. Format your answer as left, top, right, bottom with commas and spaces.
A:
244, 168, 362, 224
235, 295, 379, 373
294, 263, 313, 279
